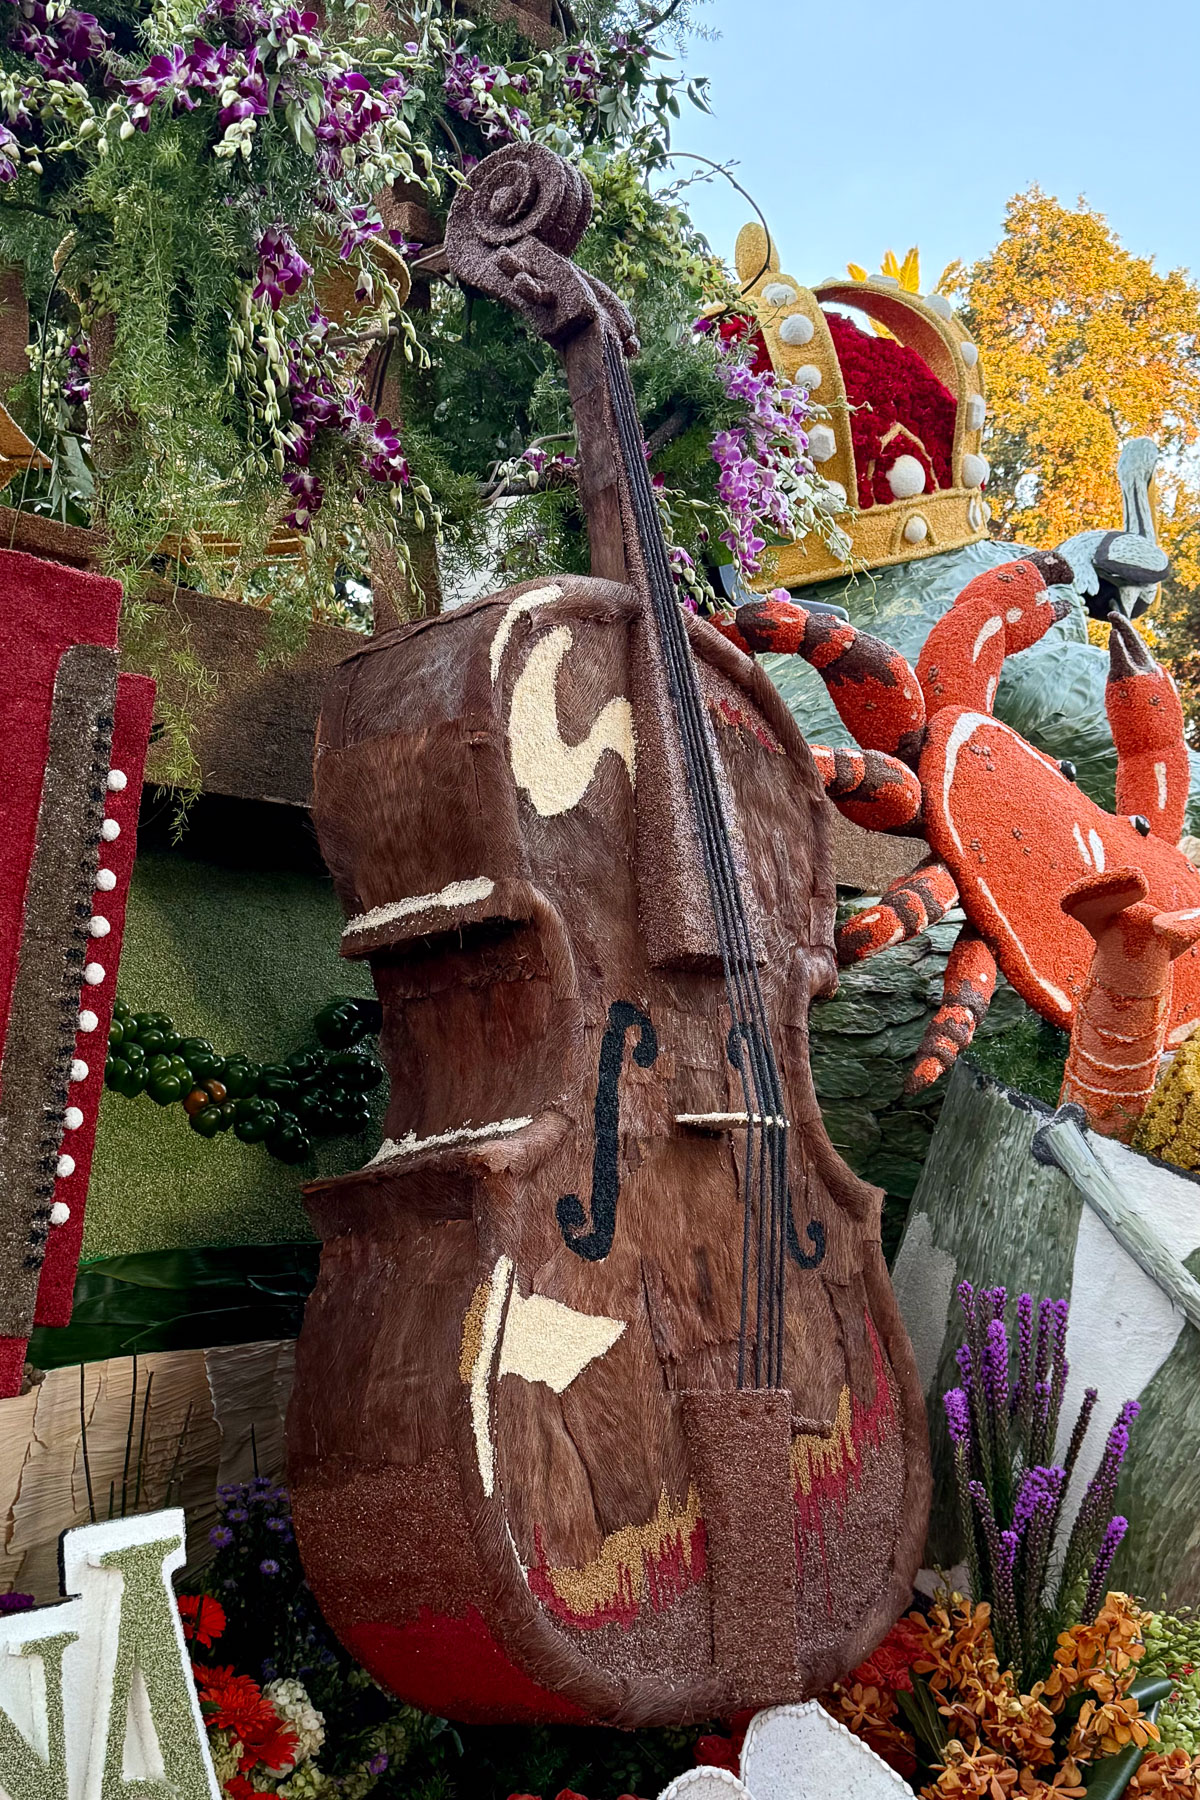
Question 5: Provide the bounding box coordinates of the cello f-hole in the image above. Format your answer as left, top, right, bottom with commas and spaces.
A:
556, 999, 657, 1262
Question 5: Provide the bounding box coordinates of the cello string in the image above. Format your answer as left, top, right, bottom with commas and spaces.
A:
604, 351, 789, 1382
604, 333, 790, 1386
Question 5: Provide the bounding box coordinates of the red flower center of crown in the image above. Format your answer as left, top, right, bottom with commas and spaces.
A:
824, 311, 957, 509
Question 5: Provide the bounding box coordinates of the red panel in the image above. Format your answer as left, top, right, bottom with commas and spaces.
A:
345, 1607, 593, 1726
0, 550, 121, 1048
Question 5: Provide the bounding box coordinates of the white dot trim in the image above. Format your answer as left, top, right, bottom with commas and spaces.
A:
100, 818, 120, 842
95, 868, 117, 891
779, 312, 814, 346
49, 1201, 71, 1226
89, 915, 111, 938
106, 768, 127, 791
70, 1059, 89, 1082
83, 962, 106, 986
64, 1106, 84, 1130
56, 1153, 75, 1179
78, 1010, 99, 1033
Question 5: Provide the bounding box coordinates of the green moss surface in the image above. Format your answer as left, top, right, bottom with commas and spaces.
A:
85, 825, 377, 1256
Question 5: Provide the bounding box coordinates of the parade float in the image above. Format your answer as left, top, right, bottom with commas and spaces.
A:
0, 6, 1199, 1790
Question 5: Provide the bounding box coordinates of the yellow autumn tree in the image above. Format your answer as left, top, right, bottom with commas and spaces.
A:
963, 188, 1200, 727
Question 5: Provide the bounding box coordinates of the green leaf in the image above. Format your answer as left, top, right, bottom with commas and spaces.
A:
28, 1243, 320, 1366
1082, 1743, 1147, 1797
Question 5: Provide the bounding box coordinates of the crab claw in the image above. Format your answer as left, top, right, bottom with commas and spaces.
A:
1059, 866, 1200, 1137
916, 554, 1073, 717
729, 599, 925, 764
1105, 614, 1189, 844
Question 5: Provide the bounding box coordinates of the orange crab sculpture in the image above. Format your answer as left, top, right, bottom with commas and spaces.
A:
718, 553, 1200, 1092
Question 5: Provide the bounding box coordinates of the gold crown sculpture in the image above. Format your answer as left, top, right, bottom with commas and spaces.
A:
734, 223, 990, 589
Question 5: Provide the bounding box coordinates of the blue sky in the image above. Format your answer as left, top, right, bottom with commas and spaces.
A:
664, 0, 1200, 291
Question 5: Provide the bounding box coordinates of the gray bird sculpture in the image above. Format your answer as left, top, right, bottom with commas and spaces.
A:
1057, 438, 1169, 618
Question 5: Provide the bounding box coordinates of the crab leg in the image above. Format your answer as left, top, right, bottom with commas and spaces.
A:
836, 858, 959, 964
915, 552, 1073, 717
810, 745, 923, 834
1059, 867, 1200, 1138
717, 598, 926, 761
906, 926, 998, 1094
1106, 614, 1190, 844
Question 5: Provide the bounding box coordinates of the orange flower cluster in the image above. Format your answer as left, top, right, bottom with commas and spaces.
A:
826, 1595, 1200, 1800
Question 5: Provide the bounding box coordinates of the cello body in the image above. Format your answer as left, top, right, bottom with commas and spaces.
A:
288, 576, 930, 1724
288, 142, 930, 1726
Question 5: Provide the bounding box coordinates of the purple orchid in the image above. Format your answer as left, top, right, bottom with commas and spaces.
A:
253, 224, 311, 307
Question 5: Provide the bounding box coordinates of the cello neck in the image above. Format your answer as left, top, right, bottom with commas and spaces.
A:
445, 144, 792, 1390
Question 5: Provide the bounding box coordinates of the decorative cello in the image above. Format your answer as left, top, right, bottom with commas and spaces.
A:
287, 144, 931, 1727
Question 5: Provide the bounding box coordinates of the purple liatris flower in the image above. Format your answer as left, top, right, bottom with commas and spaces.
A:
1083, 1515, 1128, 1622
944, 1386, 971, 1447
983, 1317, 1010, 1414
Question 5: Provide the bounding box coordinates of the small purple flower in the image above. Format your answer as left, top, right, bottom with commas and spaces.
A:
0, 1592, 35, 1613
253, 225, 311, 307
259, 1558, 280, 1575
226, 1507, 248, 1522
0, 122, 22, 183
218, 48, 268, 129
210, 1525, 234, 1547
367, 1754, 389, 1776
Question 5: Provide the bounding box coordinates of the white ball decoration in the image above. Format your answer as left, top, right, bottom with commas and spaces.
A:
793, 364, 822, 390
960, 341, 979, 369
64, 1106, 84, 1131
761, 281, 797, 306
886, 455, 927, 500
106, 768, 128, 792
965, 393, 987, 431
779, 312, 815, 346
89, 915, 111, 938
822, 479, 848, 509
962, 452, 990, 489
807, 424, 837, 463
78, 1009, 99, 1033
70, 1059, 89, 1083
49, 1201, 71, 1227
903, 515, 930, 544
925, 293, 954, 320
56, 1153, 76, 1179
100, 818, 121, 842
83, 962, 106, 986
95, 868, 117, 891
877, 274, 900, 287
